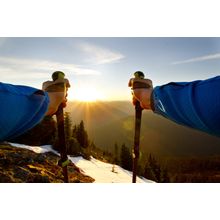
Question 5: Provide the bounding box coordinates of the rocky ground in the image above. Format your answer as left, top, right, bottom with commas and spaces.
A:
0, 143, 94, 183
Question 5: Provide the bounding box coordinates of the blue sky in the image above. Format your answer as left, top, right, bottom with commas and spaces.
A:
0, 37, 220, 101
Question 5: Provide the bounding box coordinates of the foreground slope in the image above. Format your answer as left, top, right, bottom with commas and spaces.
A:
0, 143, 152, 183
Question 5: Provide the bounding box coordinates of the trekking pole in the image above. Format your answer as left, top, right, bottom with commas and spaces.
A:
129, 71, 146, 183
56, 104, 69, 183
44, 72, 70, 182
132, 101, 143, 183
50, 72, 70, 183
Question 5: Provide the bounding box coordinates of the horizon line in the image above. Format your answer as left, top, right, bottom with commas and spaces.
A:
67, 99, 131, 103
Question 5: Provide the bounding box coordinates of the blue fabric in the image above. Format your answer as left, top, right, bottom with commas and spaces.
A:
152, 76, 220, 137
0, 82, 49, 141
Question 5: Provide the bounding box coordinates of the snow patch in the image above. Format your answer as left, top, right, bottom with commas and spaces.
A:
8, 142, 59, 155
70, 156, 154, 183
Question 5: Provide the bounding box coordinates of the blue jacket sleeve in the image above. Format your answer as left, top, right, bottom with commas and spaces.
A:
152, 76, 220, 137
0, 82, 49, 141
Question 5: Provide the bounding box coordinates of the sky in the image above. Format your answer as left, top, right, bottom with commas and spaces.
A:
0, 37, 220, 101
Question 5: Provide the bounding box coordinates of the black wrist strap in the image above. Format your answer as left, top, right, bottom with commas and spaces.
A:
45, 83, 65, 92
132, 81, 151, 89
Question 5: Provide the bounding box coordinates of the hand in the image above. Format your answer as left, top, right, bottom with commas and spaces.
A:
42, 78, 71, 116
128, 77, 153, 110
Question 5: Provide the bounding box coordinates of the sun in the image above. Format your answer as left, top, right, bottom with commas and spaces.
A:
67, 86, 104, 102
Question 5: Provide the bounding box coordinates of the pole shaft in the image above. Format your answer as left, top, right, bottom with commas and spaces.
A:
132, 101, 143, 183
56, 105, 69, 183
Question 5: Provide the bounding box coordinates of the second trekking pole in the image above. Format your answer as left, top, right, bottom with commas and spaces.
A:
129, 71, 146, 183
132, 100, 143, 183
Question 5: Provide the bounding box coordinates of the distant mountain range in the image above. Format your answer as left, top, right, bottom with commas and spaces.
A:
66, 101, 220, 157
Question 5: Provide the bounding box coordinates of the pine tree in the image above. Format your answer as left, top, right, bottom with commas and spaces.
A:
120, 143, 132, 171
90, 141, 96, 151
149, 154, 161, 181
64, 112, 72, 142
114, 142, 119, 164
69, 120, 91, 159
144, 160, 157, 181
68, 137, 81, 156
76, 120, 89, 148
144, 154, 155, 182
143, 154, 169, 182
62, 112, 82, 155
72, 125, 77, 139
160, 168, 170, 183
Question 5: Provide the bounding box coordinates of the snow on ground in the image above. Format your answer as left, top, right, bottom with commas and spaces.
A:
9, 142, 154, 183
70, 156, 154, 183
9, 142, 59, 155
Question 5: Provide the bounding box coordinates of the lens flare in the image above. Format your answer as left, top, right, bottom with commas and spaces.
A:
67, 86, 104, 102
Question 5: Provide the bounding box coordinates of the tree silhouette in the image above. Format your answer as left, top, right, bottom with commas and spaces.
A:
114, 142, 119, 164
144, 154, 170, 182
74, 120, 89, 148
64, 112, 72, 142
120, 143, 132, 171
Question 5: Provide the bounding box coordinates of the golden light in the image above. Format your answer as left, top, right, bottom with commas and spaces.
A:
67, 86, 104, 102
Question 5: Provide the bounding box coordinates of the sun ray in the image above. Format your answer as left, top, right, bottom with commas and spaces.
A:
67, 85, 104, 102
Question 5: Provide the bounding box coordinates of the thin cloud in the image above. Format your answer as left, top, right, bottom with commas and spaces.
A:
0, 56, 101, 80
78, 42, 125, 64
172, 53, 220, 65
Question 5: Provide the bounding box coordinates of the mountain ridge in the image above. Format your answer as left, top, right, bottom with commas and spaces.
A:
66, 101, 220, 157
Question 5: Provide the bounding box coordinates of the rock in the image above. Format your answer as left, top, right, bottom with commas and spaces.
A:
35, 154, 47, 163
0, 157, 10, 166
28, 174, 50, 183
13, 167, 30, 182
0, 144, 94, 183
0, 172, 14, 183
